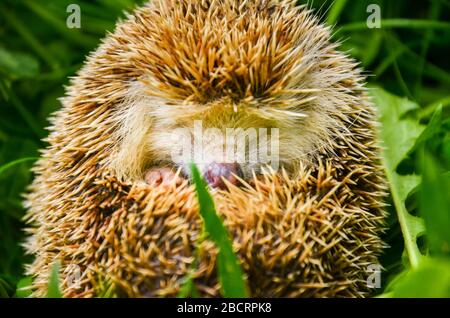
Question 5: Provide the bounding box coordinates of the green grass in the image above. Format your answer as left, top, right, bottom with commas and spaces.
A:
0, 0, 449, 298
190, 164, 248, 298
46, 262, 62, 298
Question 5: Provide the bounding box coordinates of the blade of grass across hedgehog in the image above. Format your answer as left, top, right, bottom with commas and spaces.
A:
46, 261, 62, 298
189, 164, 248, 298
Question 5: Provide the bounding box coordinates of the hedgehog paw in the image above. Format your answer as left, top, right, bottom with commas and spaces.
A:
144, 167, 183, 187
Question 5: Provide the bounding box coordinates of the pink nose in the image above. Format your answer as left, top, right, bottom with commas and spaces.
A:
203, 162, 243, 189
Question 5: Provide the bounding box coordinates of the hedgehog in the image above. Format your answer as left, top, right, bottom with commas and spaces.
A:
24, 0, 387, 298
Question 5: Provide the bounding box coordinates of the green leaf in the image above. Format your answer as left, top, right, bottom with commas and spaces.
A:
408, 105, 443, 155
392, 259, 450, 297
15, 277, 33, 298
190, 164, 248, 298
371, 87, 426, 268
0, 47, 40, 80
47, 261, 62, 298
419, 151, 450, 256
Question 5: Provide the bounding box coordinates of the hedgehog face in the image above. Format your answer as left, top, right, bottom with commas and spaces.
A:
136, 86, 295, 176
108, 0, 363, 187
143, 95, 283, 182
114, 78, 332, 188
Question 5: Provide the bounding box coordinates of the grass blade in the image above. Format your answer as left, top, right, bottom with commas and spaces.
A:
24, 0, 98, 48
326, 0, 348, 25
47, 261, 62, 298
0, 158, 38, 177
1, 7, 58, 70
190, 164, 248, 298
338, 19, 450, 33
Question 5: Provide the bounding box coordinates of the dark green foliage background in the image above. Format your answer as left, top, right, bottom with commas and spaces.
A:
0, 0, 449, 297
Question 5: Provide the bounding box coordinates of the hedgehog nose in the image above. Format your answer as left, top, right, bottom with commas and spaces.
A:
203, 162, 243, 189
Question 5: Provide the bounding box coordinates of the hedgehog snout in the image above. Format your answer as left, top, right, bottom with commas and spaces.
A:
203, 162, 243, 189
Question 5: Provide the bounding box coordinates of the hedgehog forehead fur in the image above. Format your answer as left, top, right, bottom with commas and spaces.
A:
92, 0, 367, 180
25, 0, 387, 298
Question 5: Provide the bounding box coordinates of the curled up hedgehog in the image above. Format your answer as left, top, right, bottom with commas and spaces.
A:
25, 0, 387, 297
